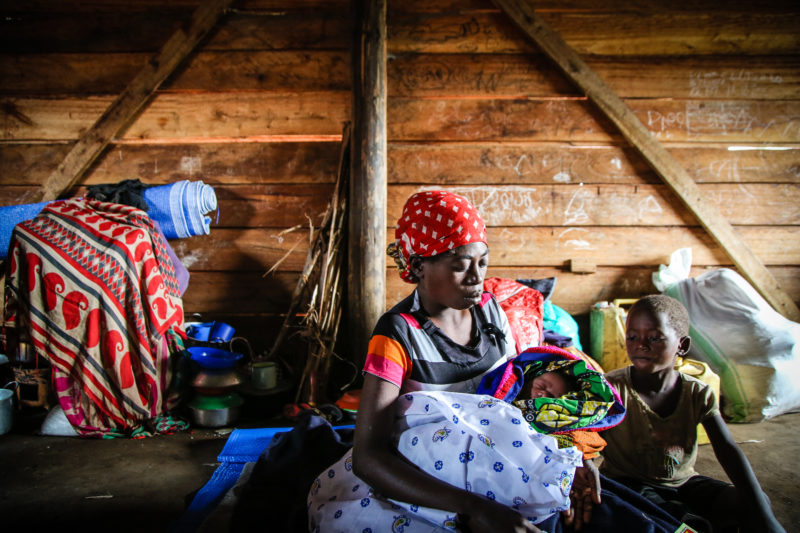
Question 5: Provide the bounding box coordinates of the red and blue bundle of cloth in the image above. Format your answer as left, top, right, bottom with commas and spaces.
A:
4, 198, 185, 437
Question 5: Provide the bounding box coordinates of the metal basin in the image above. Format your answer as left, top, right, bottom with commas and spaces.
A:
187, 392, 244, 428
191, 368, 242, 395
189, 405, 241, 428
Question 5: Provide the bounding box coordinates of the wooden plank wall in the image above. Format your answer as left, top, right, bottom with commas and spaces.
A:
1, 0, 799, 356
383, 0, 800, 320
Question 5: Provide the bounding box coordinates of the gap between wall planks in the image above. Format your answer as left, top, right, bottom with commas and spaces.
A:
492, 0, 800, 322
28, 0, 235, 204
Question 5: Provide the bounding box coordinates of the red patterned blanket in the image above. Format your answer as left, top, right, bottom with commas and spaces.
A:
4, 198, 185, 437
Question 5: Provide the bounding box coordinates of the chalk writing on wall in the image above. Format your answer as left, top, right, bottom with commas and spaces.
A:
646, 101, 800, 141
556, 228, 594, 251
482, 150, 567, 179
416, 184, 686, 226
481, 152, 540, 178
637, 194, 664, 220
497, 228, 525, 253
686, 102, 757, 137
564, 188, 590, 225
173, 241, 203, 268
443, 186, 549, 225
696, 156, 748, 182
180, 156, 202, 176
598, 190, 669, 225
688, 150, 800, 183
468, 147, 638, 183
646, 109, 685, 140
689, 70, 784, 98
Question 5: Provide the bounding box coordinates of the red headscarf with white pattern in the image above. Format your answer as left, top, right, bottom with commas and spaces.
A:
387, 190, 487, 283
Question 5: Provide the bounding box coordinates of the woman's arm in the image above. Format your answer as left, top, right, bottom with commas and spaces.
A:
703, 414, 785, 533
353, 373, 540, 533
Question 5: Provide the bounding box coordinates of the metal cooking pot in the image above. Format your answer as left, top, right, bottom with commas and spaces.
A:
188, 392, 243, 428
189, 405, 241, 428
0, 382, 17, 435
191, 368, 242, 395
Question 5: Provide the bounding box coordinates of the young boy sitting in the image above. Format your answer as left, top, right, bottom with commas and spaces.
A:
599, 294, 785, 532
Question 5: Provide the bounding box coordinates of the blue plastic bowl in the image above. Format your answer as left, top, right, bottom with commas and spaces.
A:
188, 346, 243, 370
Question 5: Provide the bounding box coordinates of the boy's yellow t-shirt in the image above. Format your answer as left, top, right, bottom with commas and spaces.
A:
600, 366, 719, 487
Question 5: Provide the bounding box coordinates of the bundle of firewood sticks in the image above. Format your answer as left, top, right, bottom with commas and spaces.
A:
264, 122, 352, 405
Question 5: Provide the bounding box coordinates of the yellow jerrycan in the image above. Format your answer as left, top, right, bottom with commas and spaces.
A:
675, 356, 721, 445
589, 299, 637, 372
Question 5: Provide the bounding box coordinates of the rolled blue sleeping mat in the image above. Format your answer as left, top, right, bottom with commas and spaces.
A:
143, 180, 218, 240
0, 180, 218, 259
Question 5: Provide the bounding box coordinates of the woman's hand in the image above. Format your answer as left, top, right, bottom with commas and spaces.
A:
458, 495, 542, 533
562, 458, 601, 530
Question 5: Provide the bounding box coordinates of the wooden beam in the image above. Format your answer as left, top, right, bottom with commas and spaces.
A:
348, 0, 388, 368
492, 0, 800, 322
29, 0, 234, 203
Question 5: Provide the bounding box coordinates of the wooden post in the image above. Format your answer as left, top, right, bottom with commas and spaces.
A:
348, 0, 387, 368
492, 0, 800, 321
28, 0, 234, 203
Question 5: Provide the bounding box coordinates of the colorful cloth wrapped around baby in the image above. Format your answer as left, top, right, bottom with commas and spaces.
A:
477, 345, 626, 458
307, 347, 625, 531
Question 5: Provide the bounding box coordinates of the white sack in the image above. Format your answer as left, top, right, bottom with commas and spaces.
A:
655, 249, 800, 422
41, 405, 79, 436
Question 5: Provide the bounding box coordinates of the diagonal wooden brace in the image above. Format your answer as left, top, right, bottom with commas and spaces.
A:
30, 0, 235, 204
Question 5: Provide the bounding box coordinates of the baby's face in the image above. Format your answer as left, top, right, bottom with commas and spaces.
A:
527, 372, 569, 399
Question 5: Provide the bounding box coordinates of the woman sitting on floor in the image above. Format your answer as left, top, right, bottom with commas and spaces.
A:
308, 190, 541, 532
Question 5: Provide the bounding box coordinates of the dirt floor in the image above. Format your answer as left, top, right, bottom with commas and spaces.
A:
0, 407, 227, 532
1, 404, 799, 532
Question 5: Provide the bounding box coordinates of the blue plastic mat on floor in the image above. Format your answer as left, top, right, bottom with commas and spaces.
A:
217, 426, 291, 463
169, 427, 290, 533
170, 425, 353, 532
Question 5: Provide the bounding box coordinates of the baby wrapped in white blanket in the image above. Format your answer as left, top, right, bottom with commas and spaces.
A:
308, 390, 582, 532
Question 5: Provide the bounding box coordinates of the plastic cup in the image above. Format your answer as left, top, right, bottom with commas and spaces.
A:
209, 322, 235, 343
187, 323, 212, 341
